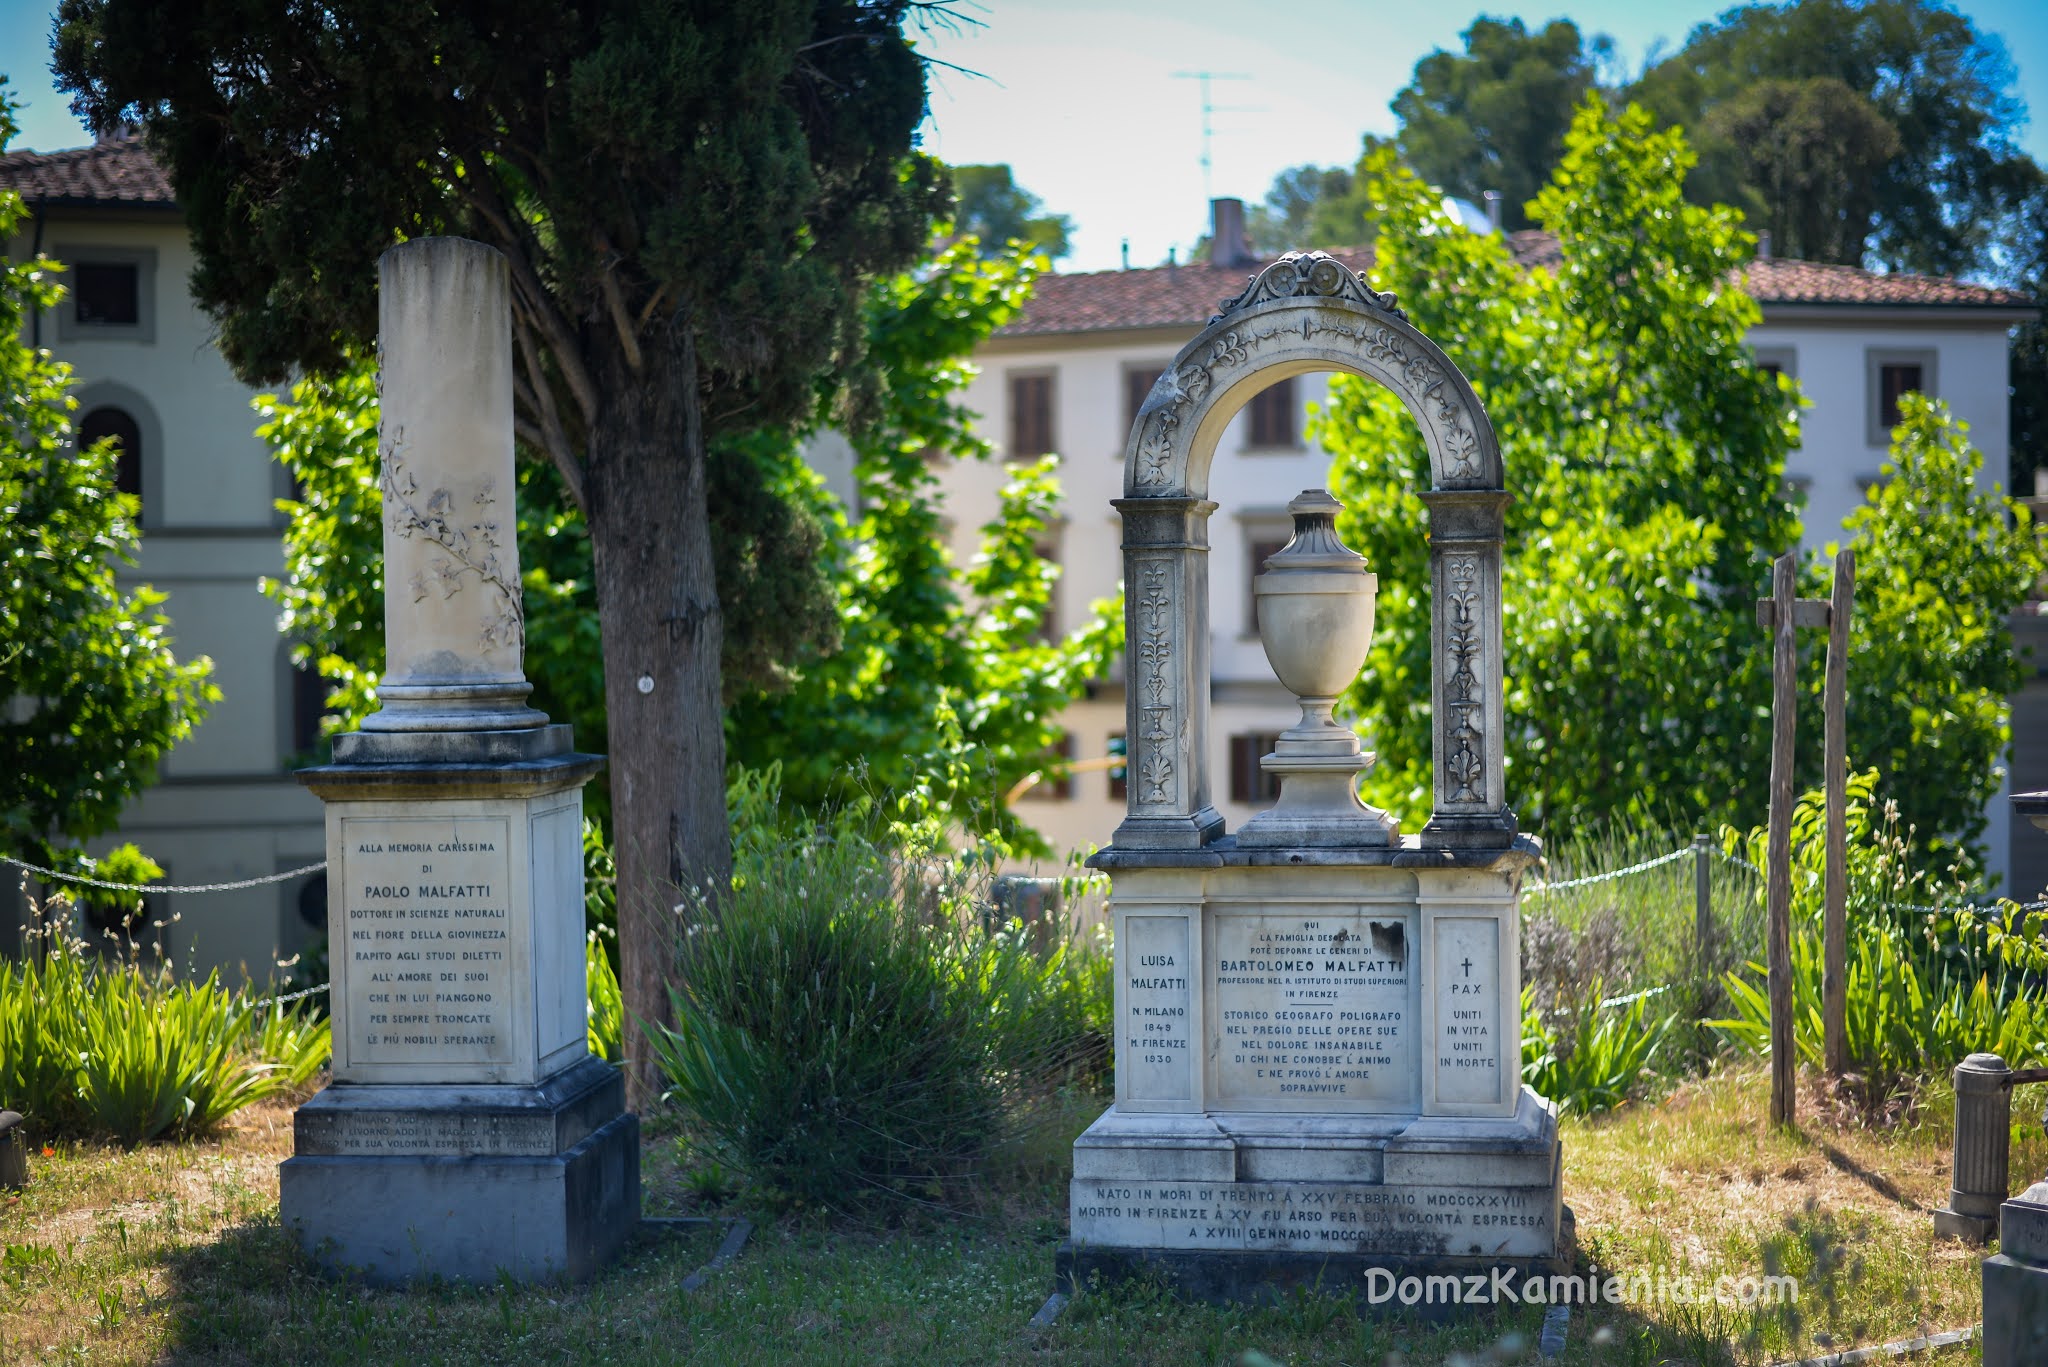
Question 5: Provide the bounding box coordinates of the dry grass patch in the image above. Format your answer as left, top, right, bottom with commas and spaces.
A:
0, 1066, 2024, 1365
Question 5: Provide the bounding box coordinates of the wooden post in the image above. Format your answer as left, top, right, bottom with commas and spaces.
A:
1822, 549, 1855, 1077
1693, 832, 1713, 968
1767, 552, 1798, 1127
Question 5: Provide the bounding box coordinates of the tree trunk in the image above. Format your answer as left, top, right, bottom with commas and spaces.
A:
583, 326, 730, 1110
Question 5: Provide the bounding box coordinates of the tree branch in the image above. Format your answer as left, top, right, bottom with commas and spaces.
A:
456, 171, 602, 429
511, 307, 588, 513
594, 231, 644, 374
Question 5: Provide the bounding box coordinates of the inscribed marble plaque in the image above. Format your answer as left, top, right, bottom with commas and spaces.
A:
1123, 915, 1192, 1100
342, 816, 515, 1069
1070, 1177, 1556, 1258
1209, 911, 1414, 1108
1432, 916, 1503, 1105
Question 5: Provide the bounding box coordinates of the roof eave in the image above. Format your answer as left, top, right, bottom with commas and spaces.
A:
1757, 300, 2037, 326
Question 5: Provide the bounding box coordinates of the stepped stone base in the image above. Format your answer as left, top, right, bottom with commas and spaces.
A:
279, 1057, 639, 1285
1064, 1090, 1565, 1309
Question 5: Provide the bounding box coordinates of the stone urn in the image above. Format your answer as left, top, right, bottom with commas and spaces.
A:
1235, 489, 1399, 847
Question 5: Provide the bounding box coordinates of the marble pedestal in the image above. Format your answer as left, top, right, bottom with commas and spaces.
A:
1984, 1183, 2048, 1366
1067, 838, 1564, 1307
282, 727, 638, 1285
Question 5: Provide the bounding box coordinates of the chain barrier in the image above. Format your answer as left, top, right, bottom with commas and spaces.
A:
1, 854, 327, 895
1524, 846, 1692, 895
247, 981, 331, 1011
1596, 983, 1671, 1010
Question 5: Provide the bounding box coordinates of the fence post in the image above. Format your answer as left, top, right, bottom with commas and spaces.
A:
1766, 552, 1799, 1127
1823, 548, 1855, 1077
1693, 832, 1713, 968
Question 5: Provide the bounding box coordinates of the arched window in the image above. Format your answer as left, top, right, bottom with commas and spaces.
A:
78, 405, 143, 511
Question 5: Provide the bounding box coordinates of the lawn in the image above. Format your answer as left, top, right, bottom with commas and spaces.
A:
1, 1067, 2030, 1366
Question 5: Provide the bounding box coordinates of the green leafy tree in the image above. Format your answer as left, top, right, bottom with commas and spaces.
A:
1702, 77, 1901, 265
0, 92, 214, 867
1390, 18, 1603, 230
1324, 98, 1799, 834
947, 165, 1072, 262
1326, 96, 2034, 863
1247, 164, 1355, 254
1632, 0, 2038, 274
1823, 394, 2042, 861
57, 0, 949, 1100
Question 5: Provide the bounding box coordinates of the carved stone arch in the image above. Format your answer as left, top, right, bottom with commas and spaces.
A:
1111, 252, 1516, 853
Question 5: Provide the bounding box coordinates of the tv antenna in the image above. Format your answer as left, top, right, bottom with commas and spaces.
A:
1173, 71, 1255, 203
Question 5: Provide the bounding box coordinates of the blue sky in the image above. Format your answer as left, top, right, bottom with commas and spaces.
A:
7, 1, 2047, 273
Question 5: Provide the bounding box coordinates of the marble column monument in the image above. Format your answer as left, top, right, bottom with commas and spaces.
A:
280, 238, 639, 1285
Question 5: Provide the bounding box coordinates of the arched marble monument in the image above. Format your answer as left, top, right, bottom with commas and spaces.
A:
1063, 252, 1562, 1306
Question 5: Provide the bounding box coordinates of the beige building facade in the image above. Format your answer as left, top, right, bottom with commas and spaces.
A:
1, 135, 327, 978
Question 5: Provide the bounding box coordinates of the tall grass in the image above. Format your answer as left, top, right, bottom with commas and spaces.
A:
649, 795, 1110, 1211
0, 903, 329, 1144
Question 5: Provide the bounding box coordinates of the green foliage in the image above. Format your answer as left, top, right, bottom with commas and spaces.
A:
585, 934, 624, 1065
1391, 17, 1604, 230
1827, 395, 2042, 860
945, 165, 1072, 261
1714, 774, 2048, 1093
1520, 984, 1675, 1116
0, 909, 330, 1144
0, 92, 214, 865
647, 781, 1109, 1209
1325, 98, 1797, 834
1699, 77, 1900, 265
58, 0, 961, 1006
1246, 164, 1358, 254
55, 1, 944, 414
728, 238, 1123, 852
1630, 0, 2038, 275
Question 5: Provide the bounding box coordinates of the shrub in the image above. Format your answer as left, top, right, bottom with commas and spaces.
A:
0, 905, 330, 1144
648, 800, 1105, 1209
1521, 983, 1676, 1115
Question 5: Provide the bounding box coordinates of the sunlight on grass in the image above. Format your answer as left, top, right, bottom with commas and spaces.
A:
0, 1065, 2021, 1365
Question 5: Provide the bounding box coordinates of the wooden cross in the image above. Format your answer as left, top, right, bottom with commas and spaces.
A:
1755, 548, 1856, 1126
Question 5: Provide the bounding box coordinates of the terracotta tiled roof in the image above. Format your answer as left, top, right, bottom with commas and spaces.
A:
0, 135, 175, 208
1744, 255, 2031, 308
1002, 231, 2033, 337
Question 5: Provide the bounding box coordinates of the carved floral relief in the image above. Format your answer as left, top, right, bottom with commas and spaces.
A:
381, 433, 526, 653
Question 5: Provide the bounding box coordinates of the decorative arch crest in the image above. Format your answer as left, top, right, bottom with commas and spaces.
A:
1124, 252, 1503, 499
1109, 252, 1516, 855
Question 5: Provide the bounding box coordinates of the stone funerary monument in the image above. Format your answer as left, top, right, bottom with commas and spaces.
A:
281, 239, 638, 1284
1061, 251, 1563, 1302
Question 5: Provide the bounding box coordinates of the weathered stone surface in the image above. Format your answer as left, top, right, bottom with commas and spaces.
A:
363, 238, 545, 735
293, 1056, 623, 1158
280, 1112, 639, 1285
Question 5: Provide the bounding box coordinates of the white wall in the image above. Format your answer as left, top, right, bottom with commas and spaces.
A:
1750, 316, 2016, 550
6, 211, 324, 980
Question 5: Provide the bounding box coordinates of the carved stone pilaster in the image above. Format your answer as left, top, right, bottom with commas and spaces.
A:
1421, 491, 1515, 849
1113, 498, 1224, 850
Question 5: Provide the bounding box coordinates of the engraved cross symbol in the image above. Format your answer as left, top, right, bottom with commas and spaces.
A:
1461, 957, 1474, 977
